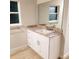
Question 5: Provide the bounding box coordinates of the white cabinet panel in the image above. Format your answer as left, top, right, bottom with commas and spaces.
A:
40, 37, 49, 59
34, 32, 49, 59
27, 29, 41, 54
49, 36, 60, 59
27, 29, 61, 59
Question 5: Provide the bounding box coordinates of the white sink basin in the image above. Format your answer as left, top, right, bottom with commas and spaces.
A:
35, 29, 52, 34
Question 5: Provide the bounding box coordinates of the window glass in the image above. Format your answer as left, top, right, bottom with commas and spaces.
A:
49, 6, 56, 13
49, 14, 57, 20
49, 6, 58, 21
10, 14, 19, 24
10, 1, 18, 12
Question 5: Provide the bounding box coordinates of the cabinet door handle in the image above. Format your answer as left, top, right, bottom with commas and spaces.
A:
37, 40, 40, 46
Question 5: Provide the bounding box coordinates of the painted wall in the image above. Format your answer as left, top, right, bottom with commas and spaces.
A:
20, 0, 37, 26
62, 0, 69, 57
10, 0, 37, 52
59, 0, 69, 58
64, 17, 69, 55
10, 28, 27, 49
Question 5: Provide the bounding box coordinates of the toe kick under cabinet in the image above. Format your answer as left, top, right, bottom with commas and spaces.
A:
27, 29, 61, 59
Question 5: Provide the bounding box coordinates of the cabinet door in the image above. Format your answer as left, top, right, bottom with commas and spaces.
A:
27, 29, 33, 45
27, 29, 49, 59
38, 35, 49, 59
27, 29, 41, 55
49, 36, 61, 59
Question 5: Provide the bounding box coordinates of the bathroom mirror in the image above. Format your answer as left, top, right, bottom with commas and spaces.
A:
48, 6, 59, 23
37, 0, 64, 29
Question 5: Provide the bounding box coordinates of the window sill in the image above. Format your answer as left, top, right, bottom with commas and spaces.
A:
10, 23, 22, 26
10, 23, 22, 30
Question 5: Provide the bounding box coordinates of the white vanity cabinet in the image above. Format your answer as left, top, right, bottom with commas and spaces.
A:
27, 29, 60, 59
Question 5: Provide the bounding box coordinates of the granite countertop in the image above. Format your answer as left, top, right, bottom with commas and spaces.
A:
27, 25, 63, 38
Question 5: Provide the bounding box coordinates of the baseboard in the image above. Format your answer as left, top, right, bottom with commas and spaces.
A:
10, 45, 28, 56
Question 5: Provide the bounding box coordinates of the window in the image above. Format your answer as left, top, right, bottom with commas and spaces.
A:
10, 0, 21, 26
49, 6, 59, 23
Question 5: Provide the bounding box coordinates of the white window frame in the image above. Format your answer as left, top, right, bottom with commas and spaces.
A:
10, 0, 22, 26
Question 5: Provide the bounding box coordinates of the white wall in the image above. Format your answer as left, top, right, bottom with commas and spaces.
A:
10, 0, 37, 52
10, 28, 27, 49
64, 17, 69, 55
62, 0, 69, 58
20, 0, 37, 26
